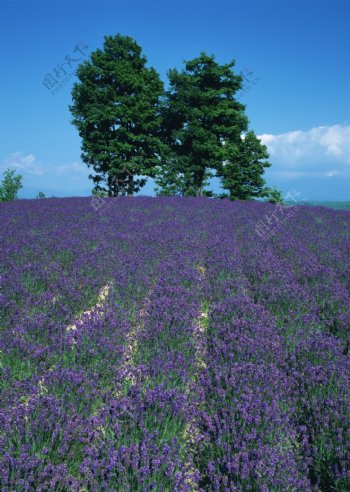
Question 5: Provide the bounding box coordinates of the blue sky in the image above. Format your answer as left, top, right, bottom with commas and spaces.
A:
1, 0, 349, 200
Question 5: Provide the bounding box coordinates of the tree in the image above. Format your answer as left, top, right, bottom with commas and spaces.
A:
70, 34, 164, 196
265, 186, 284, 204
218, 131, 271, 200
0, 169, 23, 201
91, 188, 108, 197
155, 52, 249, 196
155, 156, 198, 196
36, 191, 46, 199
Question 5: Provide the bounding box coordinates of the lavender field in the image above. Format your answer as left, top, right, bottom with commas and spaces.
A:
1, 196, 350, 491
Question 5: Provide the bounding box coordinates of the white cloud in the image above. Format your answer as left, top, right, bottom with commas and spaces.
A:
324, 170, 340, 177
53, 161, 88, 176
259, 124, 350, 178
3, 152, 45, 175
1, 152, 89, 178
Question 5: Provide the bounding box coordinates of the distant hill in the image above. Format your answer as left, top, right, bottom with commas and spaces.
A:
286, 201, 350, 211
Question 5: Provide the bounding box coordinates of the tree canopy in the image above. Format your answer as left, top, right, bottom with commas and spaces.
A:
70, 34, 164, 196
0, 169, 23, 201
218, 130, 271, 200
70, 34, 274, 200
155, 52, 249, 196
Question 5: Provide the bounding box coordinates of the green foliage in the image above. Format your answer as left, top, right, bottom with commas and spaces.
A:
92, 188, 108, 197
218, 131, 270, 200
0, 169, 23, 201
70, 34, 164, 196
155, 159, 202, 196
264, 186, 284, 204
36, 191, 46, 199
155, 52, 248, 196
70, 36, 273, 200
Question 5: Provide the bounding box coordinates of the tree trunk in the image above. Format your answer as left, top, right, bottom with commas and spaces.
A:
195, 178, 203, 197
127, 174, 134, 196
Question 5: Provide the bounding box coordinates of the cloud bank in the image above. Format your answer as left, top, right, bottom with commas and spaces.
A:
259, 124, 350, 179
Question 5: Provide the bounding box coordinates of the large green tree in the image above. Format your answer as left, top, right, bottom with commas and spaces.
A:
70, 34, 164, 196
155, 52, 249, 196
218, 131, 271, 200
155, 52, 271, 199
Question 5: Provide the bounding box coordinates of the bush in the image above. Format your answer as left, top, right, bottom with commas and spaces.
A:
0, 169, 23, 201
264, 186, 284, 204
